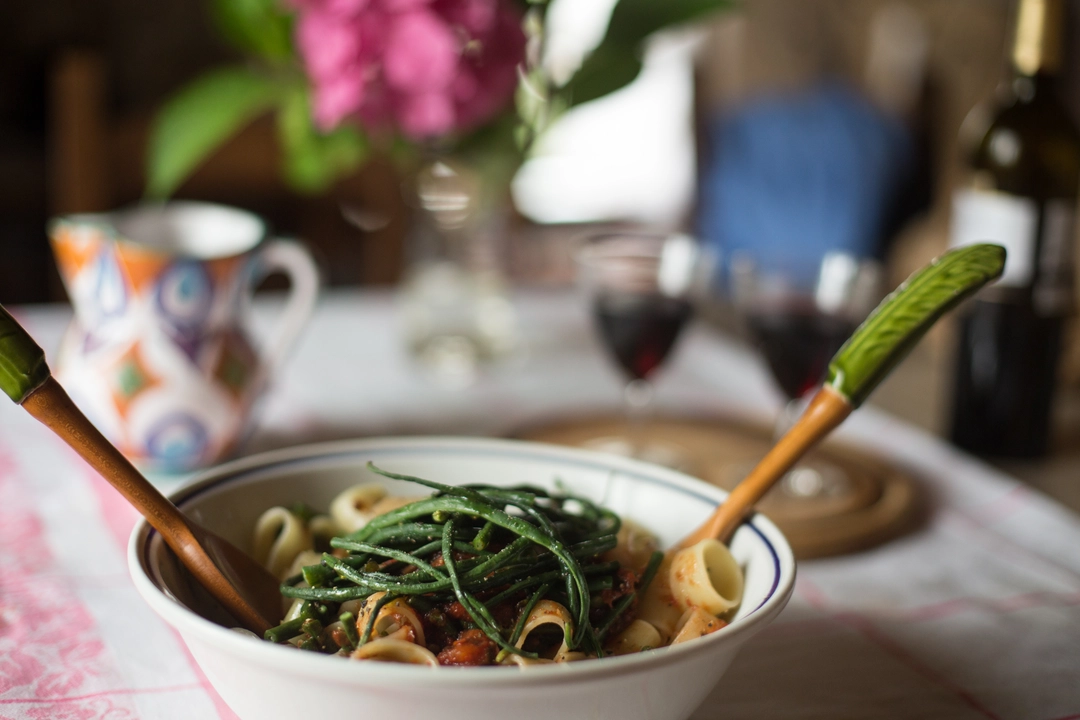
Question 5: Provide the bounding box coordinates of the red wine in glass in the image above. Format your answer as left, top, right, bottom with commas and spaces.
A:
593, 292, 693, 380
746, 305, 855, 399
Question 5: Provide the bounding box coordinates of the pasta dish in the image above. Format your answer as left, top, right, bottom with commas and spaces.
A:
254, 463, 743, 666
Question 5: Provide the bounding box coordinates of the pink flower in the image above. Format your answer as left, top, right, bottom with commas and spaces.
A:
292, 0, 526, 138
289, 0, 369, 14
313, 74, 367, 130
382, 10, 458, 92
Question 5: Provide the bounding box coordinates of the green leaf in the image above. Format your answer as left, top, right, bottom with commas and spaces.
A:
209, 0, 294, 60
563, 0, 734, 106
146, 66, 281, 198
276, 87, 367, 193
826, 244, 1007, 408
563, 43, 643, 108
605, 0, 735, 46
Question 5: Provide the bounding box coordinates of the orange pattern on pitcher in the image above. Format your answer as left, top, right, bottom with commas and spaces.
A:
114, 244, 170, 295
50, 226, 104, 280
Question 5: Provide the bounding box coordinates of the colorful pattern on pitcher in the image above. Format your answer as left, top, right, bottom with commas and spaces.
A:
49, 221, 260, 473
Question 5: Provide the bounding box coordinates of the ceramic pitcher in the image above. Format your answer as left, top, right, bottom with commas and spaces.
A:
50, 202, 319, 473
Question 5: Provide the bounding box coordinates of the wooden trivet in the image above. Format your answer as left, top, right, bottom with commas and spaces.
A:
515, 414, 923, 559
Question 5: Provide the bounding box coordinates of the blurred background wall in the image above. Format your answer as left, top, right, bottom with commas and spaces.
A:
3, 0, 1080, 452
2, 0, 1080, 315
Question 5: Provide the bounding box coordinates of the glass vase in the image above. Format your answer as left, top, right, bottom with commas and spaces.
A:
399, 158, 518, 385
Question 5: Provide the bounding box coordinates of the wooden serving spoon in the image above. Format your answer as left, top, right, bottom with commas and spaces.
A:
640, 244, 1007, 638
0, 306, 282, 634
684, 242, 1006, 548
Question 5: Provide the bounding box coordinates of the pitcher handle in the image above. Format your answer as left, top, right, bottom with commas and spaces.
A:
249, 238, 320, 377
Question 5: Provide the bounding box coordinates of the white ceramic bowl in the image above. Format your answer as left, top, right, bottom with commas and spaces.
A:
129, 437, 794, 720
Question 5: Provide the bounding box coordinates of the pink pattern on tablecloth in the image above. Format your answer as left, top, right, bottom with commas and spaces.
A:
172, 633, 239, 720
797, 577, 1004, 720
83, 467, 141, 555
81, 460, 239, 720
0, 449, 137, 718
0, 685, 206, 719
944, 508, 1080, 584
0, 697, 134, 719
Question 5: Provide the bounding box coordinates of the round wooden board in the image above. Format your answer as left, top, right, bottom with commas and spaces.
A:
515, 414, 924, 559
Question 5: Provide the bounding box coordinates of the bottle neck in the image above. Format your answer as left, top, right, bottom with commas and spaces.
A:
1011, 72, 1056, 103
1011, 0, 1064, 78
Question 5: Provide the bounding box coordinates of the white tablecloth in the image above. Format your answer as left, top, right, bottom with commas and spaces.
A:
2, 290, 1079, 719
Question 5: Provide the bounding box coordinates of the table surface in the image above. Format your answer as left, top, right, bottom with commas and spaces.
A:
3, 289, 1080, 720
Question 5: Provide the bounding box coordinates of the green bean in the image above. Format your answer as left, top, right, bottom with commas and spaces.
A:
484, 486, 618, 536
300, 618, 323, 638
302, 563, 333, 587
367, 464, 592, 646
348, 496, 460, 540
404, 539, 443, 558
441, 521, 501, 631
440, 519, 534, 659
328, 541, 446, 580
509, 583, 550, 647
297, 636, 320, 652
363, 523, 446, 545
468, 487, 541, 505
588, 576, 614, 592
567, 535, 618, 558
482, 562, 622, 609
322, 553, 448, 593
264, 616, 306, 643
494, 582, 551, 663
339, 611, 359, 647
280, 466, 652, 660
472, 520, 496, 551
597, 551, 664, 641
280, 584, 372, 602
324, 536, 535, 597
584, 622, 605, 659
452, 540, 494, 558
357, 592, 397, 646
596, 591, 637, 641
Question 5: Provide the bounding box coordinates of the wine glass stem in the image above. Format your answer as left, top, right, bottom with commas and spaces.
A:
624, 378, 655, 457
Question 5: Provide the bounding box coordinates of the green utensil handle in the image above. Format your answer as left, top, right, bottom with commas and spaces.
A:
826, 243, 1006, 408
0, 304, 51, 405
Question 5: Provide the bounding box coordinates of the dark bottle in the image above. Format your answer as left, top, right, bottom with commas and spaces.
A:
949, 0, 1080, 457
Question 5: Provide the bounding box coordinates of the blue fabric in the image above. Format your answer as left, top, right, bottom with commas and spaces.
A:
698, 83, 914, 281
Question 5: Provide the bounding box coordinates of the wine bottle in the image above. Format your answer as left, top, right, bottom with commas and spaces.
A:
948, 0, 1080, 457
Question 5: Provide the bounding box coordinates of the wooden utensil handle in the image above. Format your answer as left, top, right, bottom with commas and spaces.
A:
0, 303, 194, 549
679, 386, 852, 549
2, 303, 275, 634
21, 378, 202, 545
22, 379, 271, 633
687, 244, 1005, 549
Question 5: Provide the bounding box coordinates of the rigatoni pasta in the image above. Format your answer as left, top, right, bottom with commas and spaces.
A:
669, 539, 743, 617
253, 507, 311, 579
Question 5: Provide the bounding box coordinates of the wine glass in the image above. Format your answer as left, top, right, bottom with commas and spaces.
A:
575, 231, 709, 468
732, 250, 882, 497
